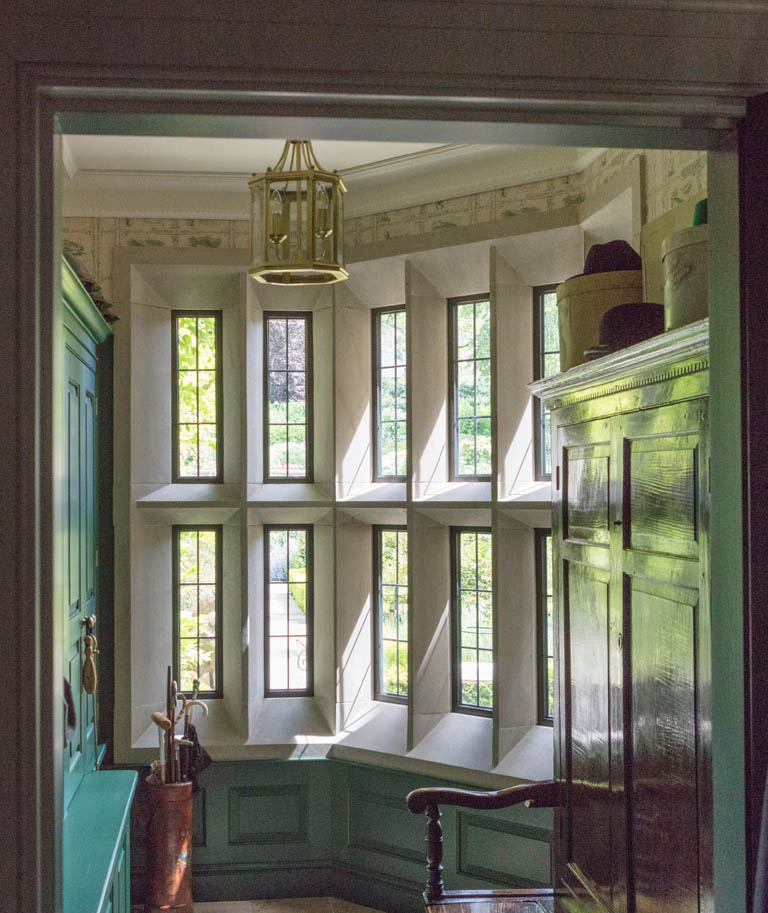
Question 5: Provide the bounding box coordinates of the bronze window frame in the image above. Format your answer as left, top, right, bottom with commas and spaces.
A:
263, 524, 315, 698
171, 310, 224, 484
171, 524, 224, 699
263, 311, 314, 483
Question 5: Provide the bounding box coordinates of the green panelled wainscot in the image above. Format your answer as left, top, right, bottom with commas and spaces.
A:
61, 258, 137, 913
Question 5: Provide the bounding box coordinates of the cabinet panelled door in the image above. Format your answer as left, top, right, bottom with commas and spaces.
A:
538, 326, 711, 913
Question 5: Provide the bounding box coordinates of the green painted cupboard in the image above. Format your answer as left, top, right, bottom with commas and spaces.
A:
61, 259, 136, 913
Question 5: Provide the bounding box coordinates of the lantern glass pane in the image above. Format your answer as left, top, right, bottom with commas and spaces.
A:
314, 181, 333, 263
250, 182, 264, 264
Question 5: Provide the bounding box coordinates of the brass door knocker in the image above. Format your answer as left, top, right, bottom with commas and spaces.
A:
83, 632, 99, 695
80, 614, 100, 769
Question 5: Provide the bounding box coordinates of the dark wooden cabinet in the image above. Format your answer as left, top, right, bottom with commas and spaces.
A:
531, 320, 711, 913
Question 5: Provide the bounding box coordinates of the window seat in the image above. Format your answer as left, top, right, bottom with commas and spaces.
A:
63, 769, 138, 913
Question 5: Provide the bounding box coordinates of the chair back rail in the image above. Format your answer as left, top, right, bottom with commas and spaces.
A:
406, 780, 559, 905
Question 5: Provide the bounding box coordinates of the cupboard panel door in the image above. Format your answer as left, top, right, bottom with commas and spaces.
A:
63, 346, 98, 810
564, 442, 611, 547
621, 398, 710, 913
627, 578, 700, 913
563, 561, 613, 910
66, 376, 81, 622
624, 411, 701, 563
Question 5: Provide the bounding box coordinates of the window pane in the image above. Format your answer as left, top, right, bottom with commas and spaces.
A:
395, 422, 407, 476
287, 319, 306, 369
457, 419, 476, 476
199, 531, 216, 582
269, 584, 289, 636
198, 585, 216, 636
287, 426, 307, 476
476, 359, 491, 414
397, 530, 408, 583
174, 312, 220, 480
178, 371, 198, 423
178, 424, 198, 477
267, 527, 313, 694
382, 588, 397, 639
197, 317, 217, 369
199, 424, 217, 477
397, 644, 408, 695
380, 369, 396, 422
544, 353, 560, 378
268, 372, 288, 423
455, 529, 493, 712
380, 312, 396, 366
457, 361, 475, 417
476, 418, 492, 476
382, 641, 398, 695
179, 530, 198, 583
396, 366, 407, 420
174, 527, 220, 695
451, 297, 492, 477
199, 638, 216, 691
269, 639, 289, 690
179, 586, 197, 633
535, 287, 560, 478
475, 300, 491, 359
265, 314, 311, 481
198, 371, 216, 422
376, 527, 408, 699
380, 423, 397, 477
180, 640, 198, 691
374, 308, 407, 480
269, 424, 288, 477
456, 303, 474, 358
268, 319, 287, 369
395, 312, 407, 364
269, 529, 288, 581
287, 373, 306, 423
177, 318, 197, 369
290, 637, 308, 691
543, 292, 559, 354
539, 531, 555, 720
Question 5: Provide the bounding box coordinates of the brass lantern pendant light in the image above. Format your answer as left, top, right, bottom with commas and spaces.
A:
249, 140, 348, 285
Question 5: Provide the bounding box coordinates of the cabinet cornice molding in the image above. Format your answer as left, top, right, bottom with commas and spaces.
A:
62, 257, 112, 344
529, 318, 709, 410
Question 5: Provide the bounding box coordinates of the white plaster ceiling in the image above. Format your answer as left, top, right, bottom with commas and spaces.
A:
61, 135, 603, 220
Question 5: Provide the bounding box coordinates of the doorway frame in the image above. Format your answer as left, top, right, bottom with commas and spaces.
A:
6, 67, 748, 913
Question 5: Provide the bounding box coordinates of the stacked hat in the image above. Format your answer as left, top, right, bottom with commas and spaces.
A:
577, 241, 662, 359
581, 239, 642, 276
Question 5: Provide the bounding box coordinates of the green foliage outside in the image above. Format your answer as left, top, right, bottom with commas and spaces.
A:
267, 316, 309, 477
541, 291, 559, 475
175, 315, 218, 477
176, 528, 218, 691
379, 529, 408, 697
289, 567, 307, 615
455, 300, 491, 475
458, 531, 493, 709
377, 311, 407, 476
269, 529, 308, 615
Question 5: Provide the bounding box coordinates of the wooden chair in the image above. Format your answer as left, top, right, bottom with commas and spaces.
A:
406, 780, 559, 913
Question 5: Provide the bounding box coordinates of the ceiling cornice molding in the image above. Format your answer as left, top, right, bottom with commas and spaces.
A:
63, 144, 609, 221
340, 143, 483, 178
